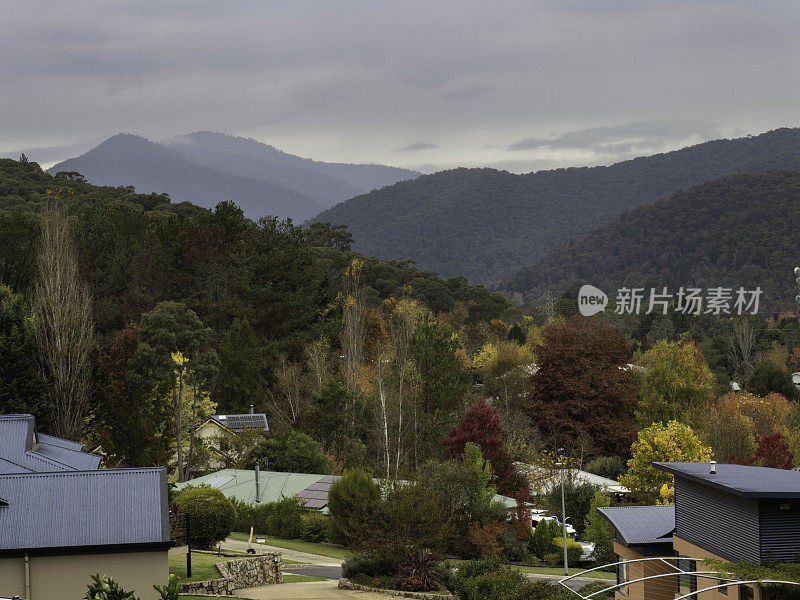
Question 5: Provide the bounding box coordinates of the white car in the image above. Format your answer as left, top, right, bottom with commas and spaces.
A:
530, 512, 577, 537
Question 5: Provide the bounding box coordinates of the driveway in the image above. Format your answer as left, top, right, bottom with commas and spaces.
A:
221, 537, 343, 567
234, 581, 393, 600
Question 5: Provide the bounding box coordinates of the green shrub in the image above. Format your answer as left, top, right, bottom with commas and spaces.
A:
549, 537, 583, 566
230, 497, 255, 533
507, 580, 577, 600
252, 497, 307, 539
153, 574, 180, 600
350, 573, 400, 590
545, 481, 599, 538
529, 519, 561, 560
302, 512, 331, 542
452, 558, 529, 600
342, 549, 403, 579
84, 574, 140, 600
328, 469, 380, 548
174, 486, 236, 549
500, 527, 528, 562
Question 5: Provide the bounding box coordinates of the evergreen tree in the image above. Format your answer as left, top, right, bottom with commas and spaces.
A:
0, 284, 50, 426
212, 318, 265, 414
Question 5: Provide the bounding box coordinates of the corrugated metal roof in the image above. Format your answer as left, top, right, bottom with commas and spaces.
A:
38, 433, 85, 452
179, 470, 520, 513
175, 469, 325, 506
0, 468, 169, 552
655, 462, 800, 498
0, 415, 101, 472
598, 505, 675, 546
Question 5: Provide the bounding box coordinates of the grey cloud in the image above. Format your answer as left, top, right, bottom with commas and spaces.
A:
508, 120, 726, 156
1, 1, 798, 171
395, 142, 438, 152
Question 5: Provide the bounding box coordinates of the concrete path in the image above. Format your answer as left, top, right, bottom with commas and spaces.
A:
221, 537, 344, 567
284, 565, 343, 580
233, 581, 393, 600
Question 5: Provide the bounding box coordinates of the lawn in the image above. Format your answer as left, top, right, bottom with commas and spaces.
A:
170, 551, 242, 583
229, 532, 351, 561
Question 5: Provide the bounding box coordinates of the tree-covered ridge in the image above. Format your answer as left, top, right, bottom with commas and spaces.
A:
310, 128, 800, 283
0, 158, 510, 344
502, 170, 800, 307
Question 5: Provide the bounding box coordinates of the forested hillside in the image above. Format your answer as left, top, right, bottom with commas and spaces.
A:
502, 171, 800, 306
0, 157, 512, 467
48, 133, 418, 222
310, 128, 800, 283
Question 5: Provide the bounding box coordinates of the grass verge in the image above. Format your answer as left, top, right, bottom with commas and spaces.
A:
228, 532, 351, 561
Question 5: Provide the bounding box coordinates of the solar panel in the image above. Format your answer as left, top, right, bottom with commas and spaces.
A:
205, 475, 234, 488
213, 414, 268, 432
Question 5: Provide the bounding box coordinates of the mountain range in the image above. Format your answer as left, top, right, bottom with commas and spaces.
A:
501, 170, 800, 307
310, 128, 800, 284
48, 132, 419, 221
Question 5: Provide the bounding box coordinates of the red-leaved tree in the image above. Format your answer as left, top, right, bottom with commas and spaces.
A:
750, 431, 794, 470
527, 316, 639, 456
444, 398, 527, 495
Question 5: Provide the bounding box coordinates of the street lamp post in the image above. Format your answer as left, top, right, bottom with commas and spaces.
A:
555, 462, 568, 576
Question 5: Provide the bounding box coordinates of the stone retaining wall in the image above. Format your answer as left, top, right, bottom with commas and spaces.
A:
216, 553, 283, 588
338, 577, 456, 600
179, 577, 235, 596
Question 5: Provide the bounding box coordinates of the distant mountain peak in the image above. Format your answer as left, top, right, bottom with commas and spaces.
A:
48, 132, 419, 222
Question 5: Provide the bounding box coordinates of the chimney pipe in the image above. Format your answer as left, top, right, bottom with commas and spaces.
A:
250, 404, 254, 414
709, 461, 717, 475
255, 464, 261, 503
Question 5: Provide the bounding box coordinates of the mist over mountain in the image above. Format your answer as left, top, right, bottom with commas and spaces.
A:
310, 128, 800, 283
49, 132, 419, 221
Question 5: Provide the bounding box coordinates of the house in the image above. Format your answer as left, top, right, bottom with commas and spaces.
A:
177, 468, 518, 513
195, 408, 269, 469
516, 462, 629, 496
0, 414, 102, 473
0, 415, 171, 600
597, 462, 800, 600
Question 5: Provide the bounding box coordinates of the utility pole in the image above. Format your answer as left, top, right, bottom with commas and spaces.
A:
556, 462, 568, 576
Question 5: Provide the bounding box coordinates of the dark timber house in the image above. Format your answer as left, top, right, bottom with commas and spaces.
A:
598, 462, 800, 600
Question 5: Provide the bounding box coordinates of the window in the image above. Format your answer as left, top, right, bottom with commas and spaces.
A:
617, 559, 629, 596
739, 585, 754, 600
676, 555, 697, 599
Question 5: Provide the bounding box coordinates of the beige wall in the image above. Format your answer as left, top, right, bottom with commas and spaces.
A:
674, 536, 762, 600
614, 542, 675, 600
0, 550, 168, 600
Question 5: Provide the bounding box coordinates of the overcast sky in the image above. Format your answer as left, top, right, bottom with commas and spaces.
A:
2, 0, 800, 172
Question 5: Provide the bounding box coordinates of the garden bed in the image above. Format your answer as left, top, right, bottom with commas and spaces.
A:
339, 577, 456, 599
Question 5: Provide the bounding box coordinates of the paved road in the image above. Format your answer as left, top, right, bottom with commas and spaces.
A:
285, 565, 343, 580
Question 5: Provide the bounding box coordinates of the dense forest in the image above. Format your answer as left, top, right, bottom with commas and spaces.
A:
311, 128, 800, 283
0, 157, 512, 470
502, 171, 800, 308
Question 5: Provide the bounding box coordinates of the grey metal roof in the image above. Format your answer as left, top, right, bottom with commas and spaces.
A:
597, 505, 675, 546
655, 462, 800, 498
211, 413, 269, 432
38, 433, 85, 452
0, 415, 101, 472
0, 468, 169, 553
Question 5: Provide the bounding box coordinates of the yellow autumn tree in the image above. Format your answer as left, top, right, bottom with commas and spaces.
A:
619, 420, 713, 503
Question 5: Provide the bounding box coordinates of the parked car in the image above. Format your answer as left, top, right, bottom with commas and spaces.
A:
530, 510, 577, 537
